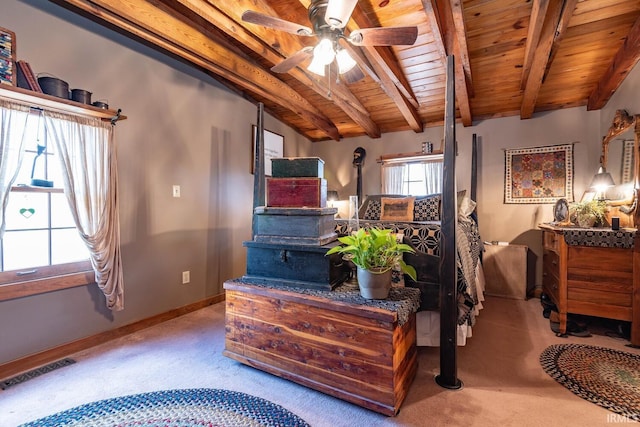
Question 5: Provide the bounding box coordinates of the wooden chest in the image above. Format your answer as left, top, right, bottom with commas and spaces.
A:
254, 206, 337, 246
267, 177, 326, 208
271, 157, 324, 178
223, 280, 418, 416
243, 240, 349, 290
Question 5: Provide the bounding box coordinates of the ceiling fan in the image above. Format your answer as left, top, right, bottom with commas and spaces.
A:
242, 0, 418, 82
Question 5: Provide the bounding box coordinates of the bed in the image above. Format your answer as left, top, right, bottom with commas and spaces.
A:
334, 191, 485, 346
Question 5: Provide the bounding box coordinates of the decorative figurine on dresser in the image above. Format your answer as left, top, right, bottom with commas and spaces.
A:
539, 110, 640, 346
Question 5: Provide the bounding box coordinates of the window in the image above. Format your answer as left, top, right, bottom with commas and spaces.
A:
0, 96, 122, 309
0, 109, 92, 300
381, 154, 443, 196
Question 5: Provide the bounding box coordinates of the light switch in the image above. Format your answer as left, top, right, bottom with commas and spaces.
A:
173, 185, 181, 198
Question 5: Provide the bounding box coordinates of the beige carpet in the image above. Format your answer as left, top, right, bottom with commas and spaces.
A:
1, 295, 637, 426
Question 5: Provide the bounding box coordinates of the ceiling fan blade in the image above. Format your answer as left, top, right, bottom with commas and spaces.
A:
324, 0, 358, 29
242, 10, 313, 36
348, 27, 418, 46
271, 47, 313, 73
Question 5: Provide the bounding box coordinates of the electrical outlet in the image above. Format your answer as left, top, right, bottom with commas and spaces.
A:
173, 185, 181, 198
182, 271, 190, 284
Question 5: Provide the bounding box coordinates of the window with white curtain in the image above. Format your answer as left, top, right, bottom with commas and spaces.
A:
0, 110, 91, 286
381, 154, 443, 195
0, 99, 123, 310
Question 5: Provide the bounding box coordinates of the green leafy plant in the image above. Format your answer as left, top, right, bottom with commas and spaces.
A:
570, 199, 608, 226
326, 227, 417, 281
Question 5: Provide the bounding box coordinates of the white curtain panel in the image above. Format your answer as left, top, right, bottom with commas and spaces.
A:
44, 111, 124, 311
423, 160, 443, 195
0, 100, 30, 238
381, 163, 405, 194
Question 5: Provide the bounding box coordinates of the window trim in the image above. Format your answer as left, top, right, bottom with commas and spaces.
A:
0, 265, 95, 302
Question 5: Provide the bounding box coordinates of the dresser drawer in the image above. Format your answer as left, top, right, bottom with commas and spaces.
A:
542, 251, 560, 303
543, 250, 559, 277
543, 231, 560, 252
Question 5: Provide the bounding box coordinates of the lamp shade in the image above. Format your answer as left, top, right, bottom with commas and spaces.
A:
336, 49, 357, 74
327, 190, 339, 202
590, 166, 615, 191
307, 55, 326, 76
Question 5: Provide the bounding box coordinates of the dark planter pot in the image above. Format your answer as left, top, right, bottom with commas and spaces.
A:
37, 76, 69, 99
71, 89, 92, 104
92, 100, 109, 109
357, 267, 392, 299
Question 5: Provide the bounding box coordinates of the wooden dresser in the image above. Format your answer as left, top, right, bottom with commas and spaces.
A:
540, 224, 640, 346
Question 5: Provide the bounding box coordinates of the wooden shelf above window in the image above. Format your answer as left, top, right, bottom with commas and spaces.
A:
0, 84, 126, 122
378, 150, 443, 163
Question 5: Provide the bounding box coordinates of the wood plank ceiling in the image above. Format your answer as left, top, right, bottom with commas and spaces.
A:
53, 0, 640, 142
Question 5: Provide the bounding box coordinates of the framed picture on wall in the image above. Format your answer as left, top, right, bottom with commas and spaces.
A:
0, 26, 16, 86
251, 125, 284, 176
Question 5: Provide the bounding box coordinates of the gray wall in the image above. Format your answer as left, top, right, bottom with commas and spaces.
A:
0, 1, 309, 364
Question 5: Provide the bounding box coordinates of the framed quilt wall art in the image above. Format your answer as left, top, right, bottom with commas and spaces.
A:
504, 143, 574, 204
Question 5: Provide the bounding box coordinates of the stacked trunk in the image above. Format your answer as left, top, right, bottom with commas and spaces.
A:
243, 157, 349, 290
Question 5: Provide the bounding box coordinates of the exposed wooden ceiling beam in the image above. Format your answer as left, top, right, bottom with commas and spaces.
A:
520, 0, 577, 119
521, 0, 549, 90
448, 0, 473, 98
54, 0, 341, 140
347, 8, 423, 132
423, 0, 472, 126
207, 0, 380, 138
588, 15, 640, 111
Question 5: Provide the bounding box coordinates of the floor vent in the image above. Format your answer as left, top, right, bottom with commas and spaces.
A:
0, 358, 76, 390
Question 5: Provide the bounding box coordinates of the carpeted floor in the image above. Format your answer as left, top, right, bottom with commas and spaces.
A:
2, 295, 640, 426
540, 344, 640, 421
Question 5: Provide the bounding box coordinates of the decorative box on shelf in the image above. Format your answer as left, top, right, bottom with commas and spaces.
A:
271, 157, 324, 178
253, 206, 337, 245
266, 177, 327, 208
242, 240, 349, 290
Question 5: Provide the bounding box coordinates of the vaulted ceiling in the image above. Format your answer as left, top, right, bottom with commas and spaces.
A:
53, 0, 640, 142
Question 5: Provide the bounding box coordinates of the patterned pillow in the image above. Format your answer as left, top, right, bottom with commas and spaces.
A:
363, 199, 381, 220
414, 194, 441, 221
381, 197, 415, 221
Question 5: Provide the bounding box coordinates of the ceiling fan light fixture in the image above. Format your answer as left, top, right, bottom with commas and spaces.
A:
313, 38, 336, 65
307, 55, 326, 76
336, 49, 357, 74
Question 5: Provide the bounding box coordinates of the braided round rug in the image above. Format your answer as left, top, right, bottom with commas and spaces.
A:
18, 388, 310, 427
540, 344, 640, 420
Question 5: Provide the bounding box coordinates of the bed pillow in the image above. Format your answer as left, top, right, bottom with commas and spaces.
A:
457, 189, 467, 210
414, 194, 441, 221
459, 195, 476, 218
380, 197, 415, 221
363, 199, 382, 220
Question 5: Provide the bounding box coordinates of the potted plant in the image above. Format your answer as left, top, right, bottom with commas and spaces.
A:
326, 227, 417, 299
570, 199, 608, 227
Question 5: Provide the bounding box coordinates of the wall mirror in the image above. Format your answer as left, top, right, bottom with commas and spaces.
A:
601, 110, 639, 226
